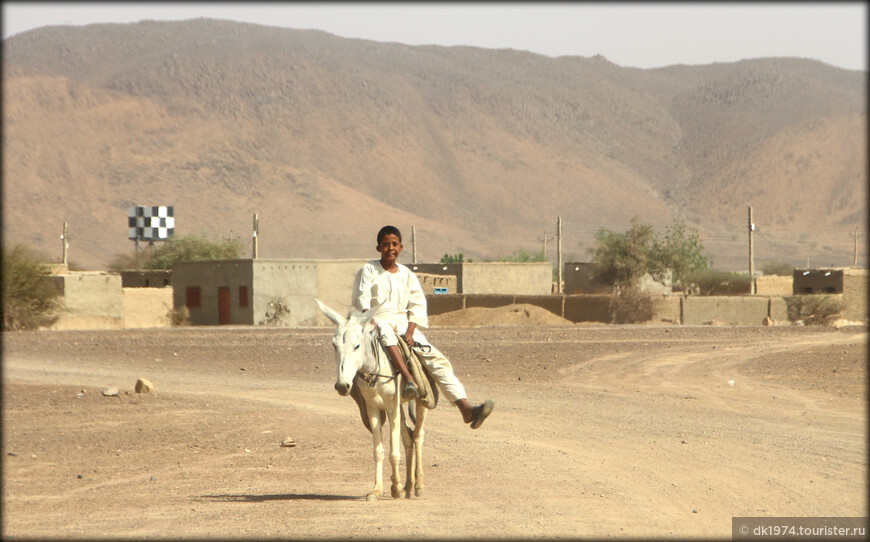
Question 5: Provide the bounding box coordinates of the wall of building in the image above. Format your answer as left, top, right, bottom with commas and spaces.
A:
123, 287, 173, 328
249, 259, 367, 327
172, 260, 254, 326
49, 272, 124, 330
314, 259, 370, 326
417, 272, 457, 294
793, 268, 844, 294
843, 269, 868, 322
409, 262, 551, 295
251, 260, 317, 327
462, 262, 552, 295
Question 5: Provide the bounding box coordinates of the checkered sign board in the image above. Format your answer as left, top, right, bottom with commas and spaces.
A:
128, 206, 174, 240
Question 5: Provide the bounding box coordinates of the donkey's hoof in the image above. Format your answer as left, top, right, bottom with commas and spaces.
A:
366, 491, 380, 501
415, 487, 424, 497
391, 486, 402, 499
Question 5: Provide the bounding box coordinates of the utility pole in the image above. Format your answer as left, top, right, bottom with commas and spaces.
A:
557, 216, 563, 294
539, 232, 549, 260
412, 225, 417, 264
748, 206, 755, 294
61, 221, 69, 266
852, 227, 860, 267
252, 213, 259, 259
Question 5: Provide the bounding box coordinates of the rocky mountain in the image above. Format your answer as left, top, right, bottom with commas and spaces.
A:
2, 18, 866, 270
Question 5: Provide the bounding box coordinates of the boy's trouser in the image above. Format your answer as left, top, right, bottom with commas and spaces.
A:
377, 323, 467, 404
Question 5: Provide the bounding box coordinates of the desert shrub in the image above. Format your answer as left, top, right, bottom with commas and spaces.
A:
762, 261, 794, 277
440, 253, 470, 263
168, 305, 190, 326
109, 234, 244, 271
609, 287, 658, 324
491, 248, 545, 263
684, 270, 751, 296
259, 298, 291, 326
2, 244, 61, 330
785, 295, 844, 325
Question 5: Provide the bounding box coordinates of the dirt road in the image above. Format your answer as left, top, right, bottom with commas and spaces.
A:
3, 324, 866, 538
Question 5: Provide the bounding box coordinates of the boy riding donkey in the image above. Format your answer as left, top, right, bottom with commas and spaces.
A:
352, 225, 494, 429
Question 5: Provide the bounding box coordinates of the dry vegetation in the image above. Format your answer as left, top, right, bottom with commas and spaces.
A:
2, 19, 865, 270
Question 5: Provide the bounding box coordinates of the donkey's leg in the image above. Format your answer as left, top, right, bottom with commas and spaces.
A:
367, 413, 385, 501
400, 405, 415, 498
413, 402, 427, 497
387, 402, 403, 499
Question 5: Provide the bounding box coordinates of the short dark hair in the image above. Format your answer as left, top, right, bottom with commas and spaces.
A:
377, 225, 402, 244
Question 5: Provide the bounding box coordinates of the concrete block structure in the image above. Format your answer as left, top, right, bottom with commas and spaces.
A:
171, 259, 367, 327
49, 272, 124, 330
410, 262, 551, 295
793, 267, 867, 322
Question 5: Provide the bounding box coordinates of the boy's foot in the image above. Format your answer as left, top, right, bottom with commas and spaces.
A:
402, 382, 419, 400
470, 399, 494, 429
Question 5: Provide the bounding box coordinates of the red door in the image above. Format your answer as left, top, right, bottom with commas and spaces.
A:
218, 287, 231, 325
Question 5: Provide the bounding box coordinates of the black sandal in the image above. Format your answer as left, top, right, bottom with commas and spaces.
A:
402, 382, 419, 400
470, 399, 494, 429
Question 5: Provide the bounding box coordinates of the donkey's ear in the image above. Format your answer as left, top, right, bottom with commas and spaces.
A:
315, 299, 344, 326
360, 302, 387, 325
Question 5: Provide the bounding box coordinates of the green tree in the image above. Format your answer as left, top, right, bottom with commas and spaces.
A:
2, 244, 61, 330
651, 219, 712, 285
109, 235, 244, 271
590, 218, 711, 288
589, 218, 658, 287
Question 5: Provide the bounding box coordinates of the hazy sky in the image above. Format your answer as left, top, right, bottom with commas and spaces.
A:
2, 2, 867, 71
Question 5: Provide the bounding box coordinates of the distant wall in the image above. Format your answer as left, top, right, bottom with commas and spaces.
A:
682, 296, 776, 326
427, 293, 786, 326
123, 287, 172, 328
49, 272, 124, 330
411, 262, 551, 295
756, 275, 793, 295
843, 269, 868, 321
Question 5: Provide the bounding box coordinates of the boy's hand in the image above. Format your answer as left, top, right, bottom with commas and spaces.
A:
404, 323, 416, 347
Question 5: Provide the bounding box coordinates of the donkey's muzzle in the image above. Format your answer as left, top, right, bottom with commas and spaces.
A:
335, 382, 351, 396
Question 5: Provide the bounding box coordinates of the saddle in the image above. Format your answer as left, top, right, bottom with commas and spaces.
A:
350, 339, 439, 433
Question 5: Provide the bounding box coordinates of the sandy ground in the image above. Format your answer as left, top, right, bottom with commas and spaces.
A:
2, 319, 867, 539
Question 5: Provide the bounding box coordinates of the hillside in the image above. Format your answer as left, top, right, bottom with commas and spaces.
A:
2, 18, 866, 270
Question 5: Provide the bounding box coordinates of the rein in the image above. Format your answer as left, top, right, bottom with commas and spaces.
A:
358, 329, 399, 387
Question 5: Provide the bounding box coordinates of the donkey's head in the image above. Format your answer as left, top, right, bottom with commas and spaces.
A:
316, 299, 384, 396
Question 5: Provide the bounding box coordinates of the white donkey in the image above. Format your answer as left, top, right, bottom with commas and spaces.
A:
316, 299, 433, 500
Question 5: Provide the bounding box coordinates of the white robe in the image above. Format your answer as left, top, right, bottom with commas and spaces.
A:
351, 259, 466, 403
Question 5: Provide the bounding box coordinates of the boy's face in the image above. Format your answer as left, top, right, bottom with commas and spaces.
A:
377, 233, 403, 265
